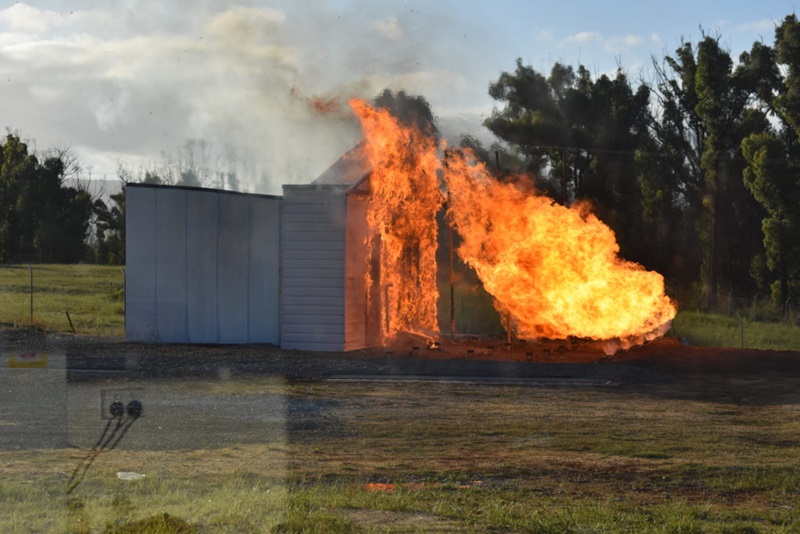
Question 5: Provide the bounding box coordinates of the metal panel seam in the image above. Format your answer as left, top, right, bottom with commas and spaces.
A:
184, 190, 189, 341
279, 200, 283, 344
278, 198, 283, 346
246, 197, 252, 343
123, 185, 128, 337
153, 189, 158, 341
215, 192, 220, 343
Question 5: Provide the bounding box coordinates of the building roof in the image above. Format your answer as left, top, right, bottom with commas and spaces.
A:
311, 143, 371, 190
125, 182, 282, 200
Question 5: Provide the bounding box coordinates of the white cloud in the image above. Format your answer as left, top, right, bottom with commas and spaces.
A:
29, 84, 61, 103
567, 31, 602, 43
650, 33, 662, 45
0, 3, 63, 33
0, 31, 34, 48
734, 19, 776, 34
601, 34, 647, 53
533, 27, 556, 42
564, 31, 650, 54
372, 16, 402, 40
623, 34, 644, 47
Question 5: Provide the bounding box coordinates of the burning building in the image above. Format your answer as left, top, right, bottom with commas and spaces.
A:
125, 99, 676, 351
126, 140, 440, 351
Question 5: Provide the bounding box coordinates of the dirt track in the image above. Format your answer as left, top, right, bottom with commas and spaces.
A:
4, 327, 800, 383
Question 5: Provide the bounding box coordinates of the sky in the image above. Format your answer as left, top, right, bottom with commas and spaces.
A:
0, 0, 796, 195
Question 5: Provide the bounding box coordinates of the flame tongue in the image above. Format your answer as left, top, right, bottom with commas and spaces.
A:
349, 99, 676, 344
443, 155, 676, 340
349, 99, 443, 341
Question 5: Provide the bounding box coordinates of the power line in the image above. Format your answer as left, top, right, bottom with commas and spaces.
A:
513, 143, 794, 165
515, 144, 677, 158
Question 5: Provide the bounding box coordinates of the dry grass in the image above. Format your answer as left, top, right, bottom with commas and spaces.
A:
3, 376, 799, 532
285, 378, 800, 531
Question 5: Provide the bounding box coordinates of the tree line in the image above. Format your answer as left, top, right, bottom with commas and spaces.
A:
2, 14, 800, 310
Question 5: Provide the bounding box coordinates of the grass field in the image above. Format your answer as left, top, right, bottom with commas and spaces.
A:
673, 311, 800, 351
2, 377, 800, 532
0, 264, 125, 336
3, 263, 800, 351
278, 378, 800, 532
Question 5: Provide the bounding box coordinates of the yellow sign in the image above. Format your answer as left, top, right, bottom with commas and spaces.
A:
9, 352, 48, 368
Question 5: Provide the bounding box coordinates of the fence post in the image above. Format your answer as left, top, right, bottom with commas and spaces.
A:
28, 264, 33, 326
736, 313, 744, 349
121, 267, 126, 316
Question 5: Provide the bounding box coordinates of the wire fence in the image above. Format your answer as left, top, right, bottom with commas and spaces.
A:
1, 263, 798, 350
669, 290, 800, 350
678, 291, 800, 325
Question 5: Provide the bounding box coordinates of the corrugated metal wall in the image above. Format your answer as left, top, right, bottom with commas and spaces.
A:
280, 185, 348, 351
125, 184, 281, 344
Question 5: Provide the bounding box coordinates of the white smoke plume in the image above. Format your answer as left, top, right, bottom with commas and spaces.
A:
0, 1, 471, 194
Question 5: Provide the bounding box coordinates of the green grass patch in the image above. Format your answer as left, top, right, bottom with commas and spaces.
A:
0, 264, 125, 335
0, 471, 288, 533
277, 481, 798, 533
673, 310, 800, 351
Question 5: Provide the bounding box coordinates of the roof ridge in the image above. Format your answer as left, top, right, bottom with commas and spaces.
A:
311, 142, 371, 190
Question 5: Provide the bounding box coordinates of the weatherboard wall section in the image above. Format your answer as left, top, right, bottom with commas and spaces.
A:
280, 185, 347, 351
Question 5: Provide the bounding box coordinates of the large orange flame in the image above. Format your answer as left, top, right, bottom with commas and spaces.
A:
444, 151, 676, 342
349, 99, 676, 344
349, 99, 443, 341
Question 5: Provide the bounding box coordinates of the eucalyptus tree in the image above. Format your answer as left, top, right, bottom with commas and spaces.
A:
652, 36, 769, 300
741, 14, 800, 306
